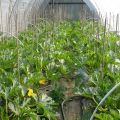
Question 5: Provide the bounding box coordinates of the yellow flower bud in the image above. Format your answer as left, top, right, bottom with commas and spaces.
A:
39, 80, 46, 85
28, 88, 33, 97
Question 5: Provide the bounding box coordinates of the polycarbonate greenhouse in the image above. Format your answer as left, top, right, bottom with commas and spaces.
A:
0, 0, 120, 120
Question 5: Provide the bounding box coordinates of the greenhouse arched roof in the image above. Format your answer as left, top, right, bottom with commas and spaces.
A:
0, 0, 120, 34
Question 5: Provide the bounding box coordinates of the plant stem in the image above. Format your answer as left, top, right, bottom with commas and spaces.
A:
6, 98, 8, 114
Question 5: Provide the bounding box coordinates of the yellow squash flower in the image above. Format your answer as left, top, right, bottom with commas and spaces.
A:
28, 88, 33, 97
39, 80, 46, 85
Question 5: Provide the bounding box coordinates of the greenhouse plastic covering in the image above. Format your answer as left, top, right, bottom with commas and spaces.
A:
0, 0, 50, 34
85, 0, 120, 32
0, 0, 120, 34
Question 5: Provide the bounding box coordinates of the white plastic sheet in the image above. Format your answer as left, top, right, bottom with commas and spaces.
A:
0, 0, 50, 34
84, 0, 120, 32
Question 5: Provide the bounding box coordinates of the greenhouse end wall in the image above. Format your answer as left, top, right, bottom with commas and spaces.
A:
43, 0, 97, 20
